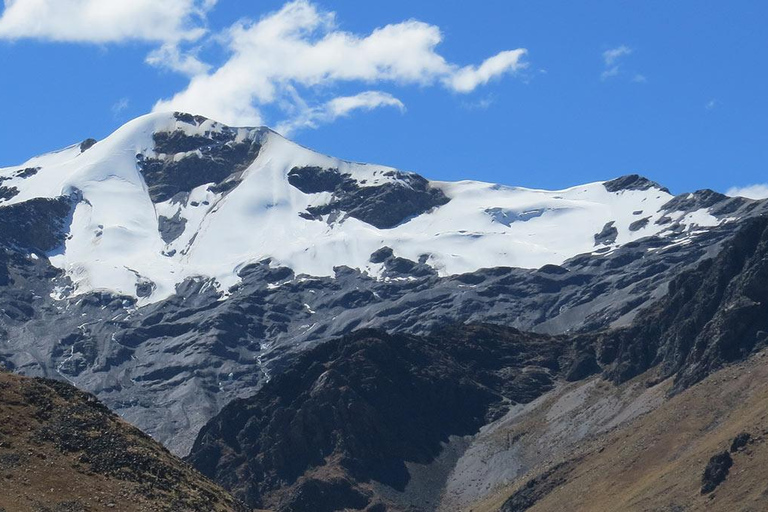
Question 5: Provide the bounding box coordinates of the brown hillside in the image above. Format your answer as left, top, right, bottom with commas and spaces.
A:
487, 349, 768, 512
0, 370, 247, 512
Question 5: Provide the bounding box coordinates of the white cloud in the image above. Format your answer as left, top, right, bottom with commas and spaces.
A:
601, 45, 634, 81
0, 0, 216, 43
146, 43, 210, 76
1, 0, 526, 133
449, 50, 528, 93
706, 99, 717, 110
276, 91, 405, 136
603, 45, 632, 66
152, 0, 528, 128
461, 95, 496, 111
111, 97, 130, 116
726, 184, 768, 200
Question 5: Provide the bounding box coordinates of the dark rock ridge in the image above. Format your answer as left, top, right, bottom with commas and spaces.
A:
137, 113, 263, 203
290, 166, 450, 229
79, 138, 97, 152
603, 174, 670, 194
0, 194, 74, 252
187, 325, 583, 510
597, 216, 768, 390
730, 432, 752, 453
499, 460, 579, 512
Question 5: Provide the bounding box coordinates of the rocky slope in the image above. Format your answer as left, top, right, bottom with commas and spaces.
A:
186, 217, 768, 511
0, 112, 764, 456
0, 368, 246, 512
187, 325, 584, 511
489, 348, 768, 512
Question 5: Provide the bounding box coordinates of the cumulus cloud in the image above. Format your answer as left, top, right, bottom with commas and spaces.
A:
0, 0, 216, 43
152, 0, 528, 128
726, 184, 768, 200
1, 0, 527, 133
601, 45, 632, 80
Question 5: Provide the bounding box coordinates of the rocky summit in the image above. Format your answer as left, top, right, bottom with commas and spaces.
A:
1, 112, 768, 511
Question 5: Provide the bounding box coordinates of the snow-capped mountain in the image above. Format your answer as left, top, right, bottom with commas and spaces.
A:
0, 112, 728, 305
0, 112, 763, 456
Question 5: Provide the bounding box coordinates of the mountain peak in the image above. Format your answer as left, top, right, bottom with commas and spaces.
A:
0, 113, 732, 304
603, 174, 670, 194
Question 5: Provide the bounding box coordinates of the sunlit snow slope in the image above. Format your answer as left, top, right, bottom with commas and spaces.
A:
0, 112, 724, 304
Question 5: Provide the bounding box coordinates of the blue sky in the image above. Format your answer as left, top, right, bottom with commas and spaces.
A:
0, 1, 766, 196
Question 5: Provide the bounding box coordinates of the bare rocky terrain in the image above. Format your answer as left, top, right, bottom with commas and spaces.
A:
186, 216, 768, 511
0, 369, 246, 512
1, 115, 766, 458
2, 114, 768, 511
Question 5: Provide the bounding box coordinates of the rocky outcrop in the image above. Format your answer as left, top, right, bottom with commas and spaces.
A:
297, 168, 450, 229
701, 452, 733, 494
0, 195, 74, 252
498, 461, 578, 512
603, 174, 669, 193
137, 116, 263, 203
598, 216, 768, 390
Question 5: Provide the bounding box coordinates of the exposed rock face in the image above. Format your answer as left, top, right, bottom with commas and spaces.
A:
730, 432, 752, 453
288, 166, 348, 193
0, 369, 246, 512
187, 325, 580, 510
498, 461, 577, 512
137, 126, 262, 203
603, 174, 669, 193
597, 216, 768, 390
185, 217, 768, 511
79, 138, 98, 152
701, 452, 733, 494
0, 210, 761, 456
295, 167, 450, 229
0, 195, 74, 252
593, 221, 618, 246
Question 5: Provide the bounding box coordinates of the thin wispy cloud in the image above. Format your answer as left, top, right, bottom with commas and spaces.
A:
726, 184, 768, 200
111, 97, 130, 117
601, 45, 643, 82
276, 91, 405, 136
706, 99, 718, 110
461, 95, 496, 111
